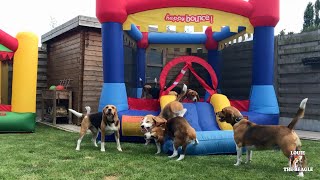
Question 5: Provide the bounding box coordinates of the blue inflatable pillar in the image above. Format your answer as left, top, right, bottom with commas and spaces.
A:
136, 48, 146, 98
208, 49, 222, 91
204, 27, 220, 100
99, 22, 128, 111
249, 27, 279, 114
136, 32, 149, 98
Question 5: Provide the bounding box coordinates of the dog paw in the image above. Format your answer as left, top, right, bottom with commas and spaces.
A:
176, 155, 185, 161
100, 148, 105, 152
75, 148, 80, 151
144, 142, 149, 146
168, 153, 178, 158
234, 162, 241, 166
155, 151, 161, 155
245, 160, 252, 164
297, 172, 304, 177
117, 147, 123, 152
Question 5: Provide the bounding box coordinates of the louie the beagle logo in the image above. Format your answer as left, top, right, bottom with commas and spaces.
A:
283, 151, 313, 172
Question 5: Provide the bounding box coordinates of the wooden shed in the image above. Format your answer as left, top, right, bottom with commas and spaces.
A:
42, 16, 129, 124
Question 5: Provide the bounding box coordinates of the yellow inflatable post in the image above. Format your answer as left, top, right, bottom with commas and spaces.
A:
11, 32, 38, 113
159, 95, 177, 110
210, 94, 233, 130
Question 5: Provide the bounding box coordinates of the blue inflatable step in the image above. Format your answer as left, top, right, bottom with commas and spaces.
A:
162, 130, 236, 155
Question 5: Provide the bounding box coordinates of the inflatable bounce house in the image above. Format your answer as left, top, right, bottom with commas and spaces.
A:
96, 0, 279, 155
0, 29, 38, 132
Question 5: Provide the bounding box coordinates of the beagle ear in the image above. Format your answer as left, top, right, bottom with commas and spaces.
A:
102, 108, 107, 122
113, 106, 119, 121
196, 94, 200, 101
152, 116, 167, 126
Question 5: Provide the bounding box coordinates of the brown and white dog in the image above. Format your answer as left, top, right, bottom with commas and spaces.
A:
68, 105, 122, 152
185, 89, 200, 102
140, 100, 187, 145
141, 85, 154, 99
145, 116, 198, 161
143, 125, 166, 154
216, 98, 308, 177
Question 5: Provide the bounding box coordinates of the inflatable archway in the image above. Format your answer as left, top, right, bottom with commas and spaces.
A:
159, 56, 217, 97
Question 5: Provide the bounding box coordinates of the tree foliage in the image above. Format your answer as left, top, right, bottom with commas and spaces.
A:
303, 2, 314, 31
301, 1, 320, 32
315, 0, 320, 26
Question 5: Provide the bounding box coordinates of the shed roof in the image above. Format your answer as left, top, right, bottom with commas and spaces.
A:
41, 15, 159, 43
41, 16, 101, 43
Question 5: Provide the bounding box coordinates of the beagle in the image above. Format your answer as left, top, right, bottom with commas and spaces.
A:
141, 100, 187, 145
144, 125, 166, 154
185, 89, 200, 102
141, 85, 154, 99
144, 116, 198, 160
68, 105, 122, 152
216, 98, 308, 177
140, 115, 167, 145
165, 116, 198, 161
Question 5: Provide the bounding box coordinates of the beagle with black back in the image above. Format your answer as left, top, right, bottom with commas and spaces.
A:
69, 105, 122, 152
100, 105, 122, 152
216, 98, 308, 177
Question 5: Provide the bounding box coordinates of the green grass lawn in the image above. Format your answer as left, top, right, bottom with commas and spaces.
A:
0, 123, 319, 180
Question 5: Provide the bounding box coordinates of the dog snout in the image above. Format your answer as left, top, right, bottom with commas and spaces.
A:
141, 125, 145, 128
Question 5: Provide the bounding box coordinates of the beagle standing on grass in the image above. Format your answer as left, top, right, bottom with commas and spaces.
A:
140, 84, 188, 146
216, 98, 308, 177
144, 116, 198, 161
68, 105, 122, 152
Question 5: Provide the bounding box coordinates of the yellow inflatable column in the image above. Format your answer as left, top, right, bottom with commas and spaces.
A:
159, 95, 177, 110
11, 32, 38, 113
210, 94, 233, 130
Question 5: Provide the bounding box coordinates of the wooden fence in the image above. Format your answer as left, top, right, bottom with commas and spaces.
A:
277, 30, 320, 120
219, 30, 320, 121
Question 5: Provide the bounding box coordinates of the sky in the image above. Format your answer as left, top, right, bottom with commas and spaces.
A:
0, 0, 316, 46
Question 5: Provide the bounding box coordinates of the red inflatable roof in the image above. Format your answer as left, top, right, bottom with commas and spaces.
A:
0, 29, 18, 52
96, 0, 279, 27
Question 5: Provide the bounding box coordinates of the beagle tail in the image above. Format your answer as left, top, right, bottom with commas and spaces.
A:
68, 109, 83, 118
287, 98, 308, 130
175, 108, 187, 117
176, 84, 188, 102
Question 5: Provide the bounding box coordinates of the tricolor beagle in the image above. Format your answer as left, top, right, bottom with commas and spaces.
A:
216, 98, 308, 177
144, 116, 198, 161
69, 105, 122, 152
140, 100, 187, 145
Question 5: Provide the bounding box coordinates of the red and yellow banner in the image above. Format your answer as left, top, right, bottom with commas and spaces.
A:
123, 7, 253, 33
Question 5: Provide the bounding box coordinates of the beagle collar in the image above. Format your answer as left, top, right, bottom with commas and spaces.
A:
235, 116, 244, 123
